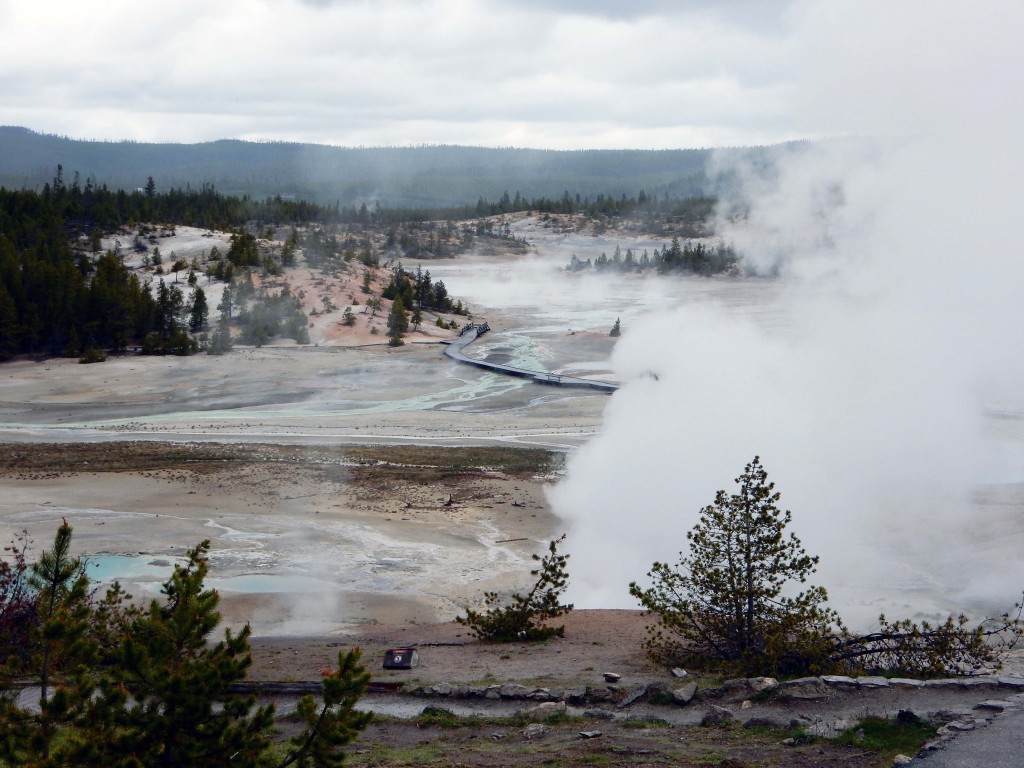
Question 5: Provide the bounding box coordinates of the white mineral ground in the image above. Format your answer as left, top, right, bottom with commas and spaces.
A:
1, 215, 1022, 653
0, 216, 644, 634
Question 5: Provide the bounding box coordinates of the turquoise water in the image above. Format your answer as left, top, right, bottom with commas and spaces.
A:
85, 555, 339, 595
86, 555, 182, 582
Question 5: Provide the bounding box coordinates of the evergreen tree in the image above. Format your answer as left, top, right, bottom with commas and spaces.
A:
82, 541, 275, 767
630, 457, 1024, 678
281, 649, 372, 768
189, 286, 209, 333
630, 457, 840, 676
457, 535, 573, 642
0, 522, 95, 765
609, 317, 621, 337
217, 285, 234, 321
386, 296, 408, 346
208, 288, 234, 354
0, 528, 373, 767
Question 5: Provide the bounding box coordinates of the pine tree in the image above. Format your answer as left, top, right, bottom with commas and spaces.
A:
630, 457, 840, 676
0, 522, 95, 766
609, 317, 621, 337
282, 649, 372, 768
387, 296, 408, 347
629, 457, 1024, 677
189, 286, 209, 332
81, 541, 275, 767
457, 535, 573, 642
0, 529, 373, 767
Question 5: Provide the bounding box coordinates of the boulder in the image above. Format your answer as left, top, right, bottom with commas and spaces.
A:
856, 676, 890, 689
700, 705, 735, 726
938, 720, 976, 734
779, 677, 829, 700
748, 677, 779, 693
565, 686, 588, 704
585, 686, 613, 702
618, 686, 648, 708
820, 675, 857, 687
671, 683, 698, 705
975, 699, 1017, 712
888, 678, 926, 689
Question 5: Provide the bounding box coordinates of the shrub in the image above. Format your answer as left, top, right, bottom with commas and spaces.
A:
457, 535, 573, 642
78, 347, 107, 364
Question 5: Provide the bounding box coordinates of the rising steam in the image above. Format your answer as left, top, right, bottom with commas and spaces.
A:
549, 0, 1024, 628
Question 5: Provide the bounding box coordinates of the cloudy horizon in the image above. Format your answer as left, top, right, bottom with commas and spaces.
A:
3, 0, 817, 150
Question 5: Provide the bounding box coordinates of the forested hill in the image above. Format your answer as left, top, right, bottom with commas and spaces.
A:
0, 126, 728, 207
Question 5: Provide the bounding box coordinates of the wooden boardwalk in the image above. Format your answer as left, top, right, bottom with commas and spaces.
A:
442, 323, 618, 393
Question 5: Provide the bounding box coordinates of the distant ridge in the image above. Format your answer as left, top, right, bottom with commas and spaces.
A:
0, 126, 724, 207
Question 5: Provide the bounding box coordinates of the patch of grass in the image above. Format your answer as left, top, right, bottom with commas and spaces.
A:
832, 715, 936, 756
505, 710, 585, 728
415, 706, 483, 729
348, 742, 448, 767
620, 717, 672, 729
0, 443, 562, 478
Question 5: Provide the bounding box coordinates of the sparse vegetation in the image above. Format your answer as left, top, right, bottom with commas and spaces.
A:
631, 457, 1024, 678
457, 535, 573, 642
832, 714, 937, 758
630, 457, 841, 676
0, 524, 371, 767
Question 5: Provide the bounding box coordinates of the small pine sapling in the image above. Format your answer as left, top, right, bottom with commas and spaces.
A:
457, 535, 573, 642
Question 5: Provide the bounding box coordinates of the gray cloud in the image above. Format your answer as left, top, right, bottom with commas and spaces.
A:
0, 0, 807, 148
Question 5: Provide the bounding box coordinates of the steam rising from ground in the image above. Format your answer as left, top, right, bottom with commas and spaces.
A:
549, 1, 1024, 628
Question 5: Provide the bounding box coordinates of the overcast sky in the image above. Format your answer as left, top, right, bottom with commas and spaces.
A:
1, 1, 1018, 150
0, 0, 805, 148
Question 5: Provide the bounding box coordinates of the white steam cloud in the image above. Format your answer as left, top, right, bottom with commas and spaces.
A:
549, 0, 1024, 628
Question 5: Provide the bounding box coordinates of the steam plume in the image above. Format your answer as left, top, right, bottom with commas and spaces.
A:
549, 0, 1024, 628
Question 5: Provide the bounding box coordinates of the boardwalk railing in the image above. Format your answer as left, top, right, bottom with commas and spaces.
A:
442, 323, 617, 393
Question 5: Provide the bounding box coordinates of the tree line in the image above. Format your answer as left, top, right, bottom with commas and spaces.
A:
0, 127, 721, 207
0, 164, 725, 360
567, 237, 738, 277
